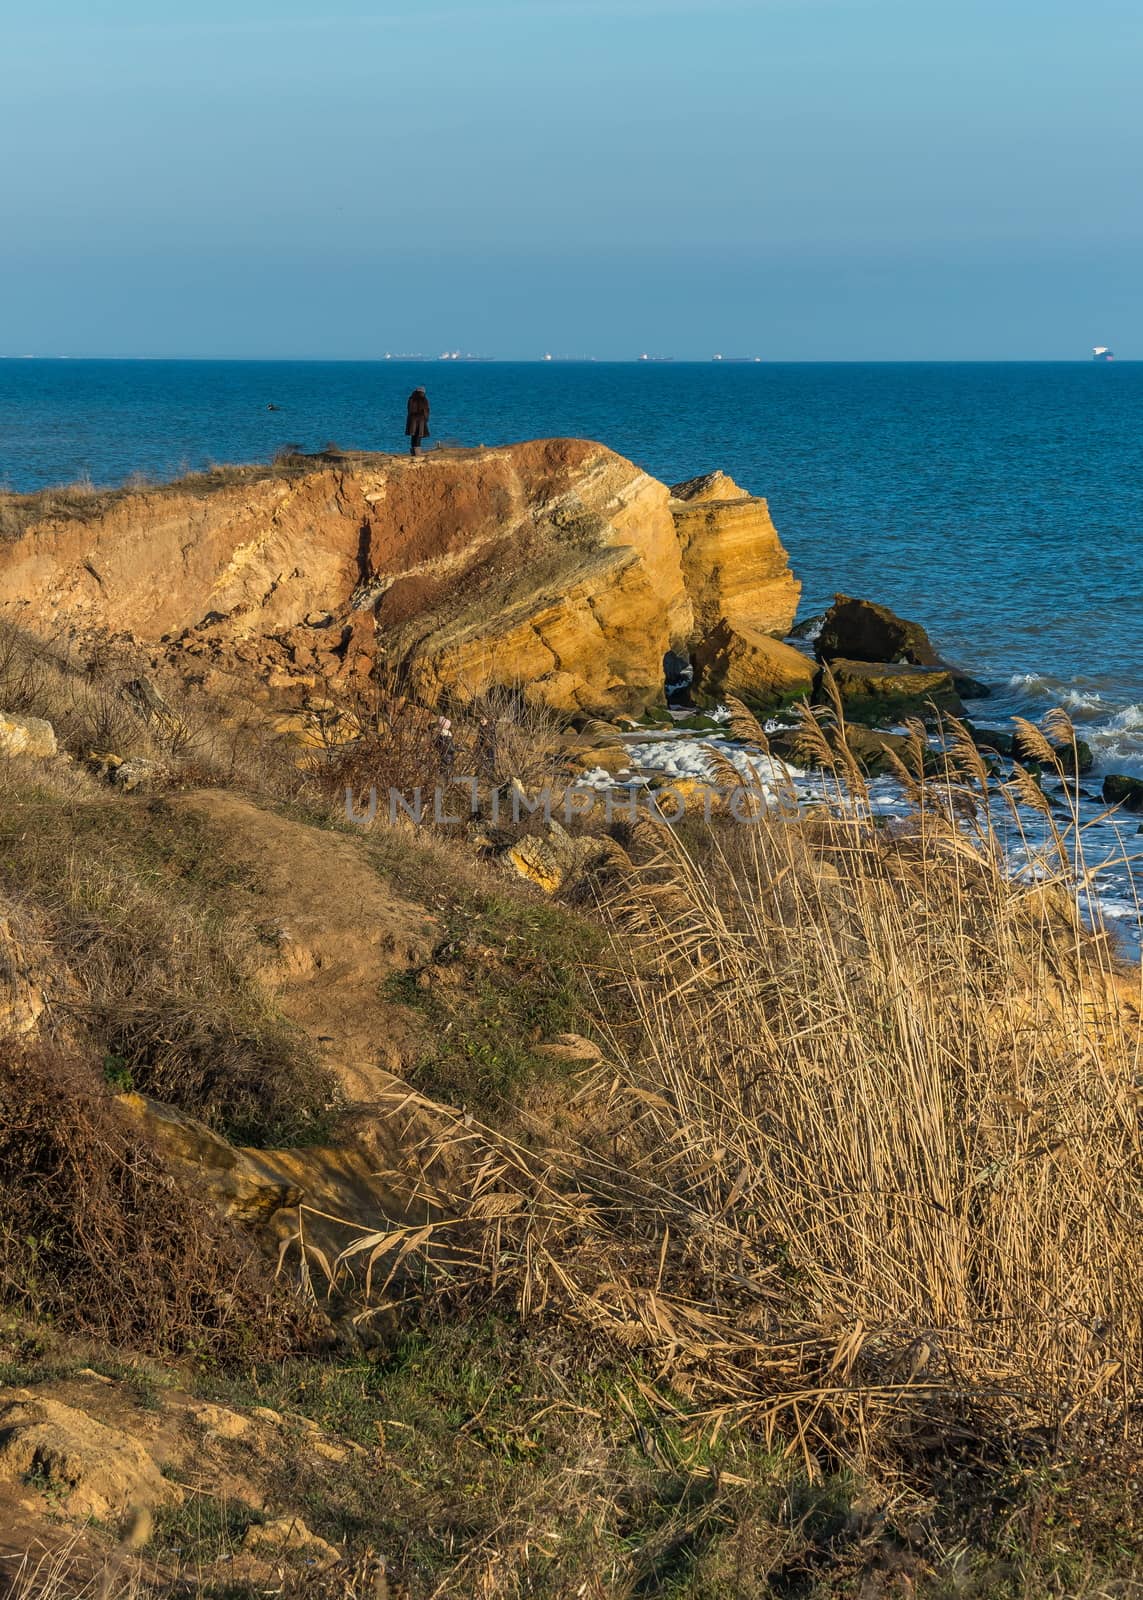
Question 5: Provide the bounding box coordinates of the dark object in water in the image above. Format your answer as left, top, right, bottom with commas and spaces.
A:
1103, 773, 1143, 812
816, 594, 990, 699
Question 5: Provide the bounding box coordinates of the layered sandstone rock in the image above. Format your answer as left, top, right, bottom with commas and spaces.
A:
670, 471, 801, 640
0, 443, 814, 719
0, 442, 692, 718
691, 619, 813, 712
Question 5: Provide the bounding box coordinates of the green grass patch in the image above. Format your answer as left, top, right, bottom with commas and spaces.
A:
366, 833, 616, 1119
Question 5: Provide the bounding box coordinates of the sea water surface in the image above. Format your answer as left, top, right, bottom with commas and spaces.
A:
3, 359, 1141, 939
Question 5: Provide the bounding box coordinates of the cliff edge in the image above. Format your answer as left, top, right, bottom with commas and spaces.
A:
0, 440, 805, 717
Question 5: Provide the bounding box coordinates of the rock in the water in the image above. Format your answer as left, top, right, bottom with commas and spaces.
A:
0, 711, 57, 759
0, 1390, 183, 1521
1103, 773, 1143, 812
969, 726, 1016, 759
816, 595, 939, 666
1012, 729, 1094, 775
789, 612, 825, 641
691, 619, 813, 714
670, 471, 801, 641
816, 596, 990, 700
818, 658, 964, 722
948, 669, 992, 701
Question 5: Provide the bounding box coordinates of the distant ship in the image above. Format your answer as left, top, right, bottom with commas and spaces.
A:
638, 353, 674, 363
1093, 346, 1114, 362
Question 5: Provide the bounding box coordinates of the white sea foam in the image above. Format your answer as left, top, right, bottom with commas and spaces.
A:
1084, 704, 1143, 777
625, 737, 808, 791
1096, 704, 1143, 737
615, 727, 1143, 957
1006, 673, 1105, 714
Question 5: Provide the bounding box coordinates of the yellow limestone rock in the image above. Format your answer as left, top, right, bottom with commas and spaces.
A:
0, 1390, 183, 1522
0, 712, 57, 759
691, 619, 814, 711
670, 471, 801, 638
648, 775, 725, 817
0, 441, 695, 720
503, 834, 565, 894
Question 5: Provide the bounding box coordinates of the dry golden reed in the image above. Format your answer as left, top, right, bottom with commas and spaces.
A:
298, 711, 1142, 1464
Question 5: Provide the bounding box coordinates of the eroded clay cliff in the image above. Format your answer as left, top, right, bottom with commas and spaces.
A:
0, 441, 805, 717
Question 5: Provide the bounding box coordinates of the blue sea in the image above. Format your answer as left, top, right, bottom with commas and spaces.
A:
2, 358, 1141, 938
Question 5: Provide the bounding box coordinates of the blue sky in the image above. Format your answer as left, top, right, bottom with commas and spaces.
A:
2, 0, 1140, 358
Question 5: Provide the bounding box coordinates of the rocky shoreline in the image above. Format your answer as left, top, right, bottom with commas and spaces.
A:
2, 437, 1141, 878
1, 438, 1140, 1595
4, 437, 1142, 813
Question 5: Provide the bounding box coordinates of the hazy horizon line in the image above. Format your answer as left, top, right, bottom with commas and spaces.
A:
0, 355, 1131, 366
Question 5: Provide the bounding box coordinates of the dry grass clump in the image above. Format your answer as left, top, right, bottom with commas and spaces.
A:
0, 622, 313, 801
304, 703, 1141, 1474
0, 1038, 321, 1357
0, 478, 108, 542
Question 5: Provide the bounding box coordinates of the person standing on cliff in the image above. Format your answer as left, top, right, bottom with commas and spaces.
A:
405, 386, 430, 457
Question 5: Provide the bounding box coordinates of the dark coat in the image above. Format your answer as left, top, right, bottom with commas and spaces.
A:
405, 389, 431, 438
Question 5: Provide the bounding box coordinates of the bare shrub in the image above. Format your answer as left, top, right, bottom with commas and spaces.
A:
0, 1038, 321, 1357
312, 676, 567, 827
459, 681, 567, 791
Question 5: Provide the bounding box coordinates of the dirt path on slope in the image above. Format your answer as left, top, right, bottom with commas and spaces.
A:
171, 791, 438, 1103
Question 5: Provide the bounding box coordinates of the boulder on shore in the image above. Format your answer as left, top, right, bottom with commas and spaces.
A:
691, 619, 814, 715
816, 595, 939, 667
769, 722, 926, 778
817, 658, 965, 723
969, 726, 1016, 759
